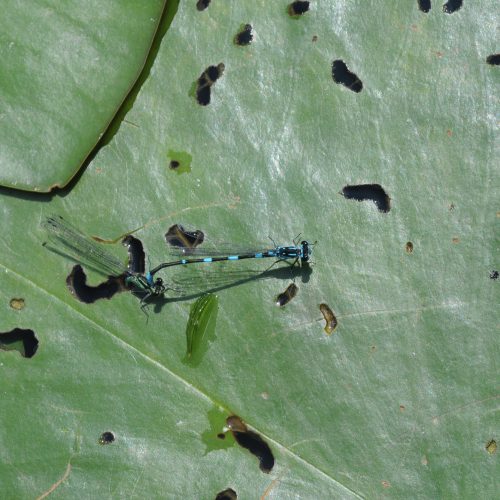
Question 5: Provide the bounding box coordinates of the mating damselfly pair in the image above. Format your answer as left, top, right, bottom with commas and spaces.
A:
42, 215, 312, 309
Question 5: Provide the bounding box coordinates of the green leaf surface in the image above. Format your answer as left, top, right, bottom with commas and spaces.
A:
1, 1, 498, 498
0, 0, 166, 191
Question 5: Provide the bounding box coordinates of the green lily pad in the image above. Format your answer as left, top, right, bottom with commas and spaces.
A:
0, 1, 498, 498
0, 0, 166, 192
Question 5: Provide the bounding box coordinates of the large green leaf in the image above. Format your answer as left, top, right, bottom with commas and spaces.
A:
1, 1, 498, 498
0, 0, 166, 191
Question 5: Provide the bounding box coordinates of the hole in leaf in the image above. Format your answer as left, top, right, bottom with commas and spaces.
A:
418, 0, 431, 12
0, 328, 38, 358
405, 242, 414, 254
170, 160, 180, 169
98, 431, 115, 445
216, 488, 237, 500
288, 1, 310, 17
217, 433, 226, 440
443, 0, 462, 13
319, 303, 337, 335
226, 415, 274, 473
234, 24, 253, 46
196, 0, 211, 11
486, 54, 500, 65
332, 60, 363, 93
165, 224, 205, 250
341, 184, 391, 212
66, 265, 126, 304
196, 63, 225, 106
122, 235, 145, 275
275, 283, 298, 307
489, 270, 498, 280
9, 298, 25, 310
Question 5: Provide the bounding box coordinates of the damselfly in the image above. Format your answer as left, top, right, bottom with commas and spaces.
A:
42, 215, 166, 306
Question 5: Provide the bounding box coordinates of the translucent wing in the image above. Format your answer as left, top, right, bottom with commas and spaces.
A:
42, 215, 127, 278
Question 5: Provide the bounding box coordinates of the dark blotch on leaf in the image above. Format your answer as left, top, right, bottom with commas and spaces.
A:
486, 54, 500, 65
215, 488, 237, 500
288, 1, 310, 16
196, 63, 225, 106
0, 328, 38, 358
165, 224, 205, 250
418, 0, 431, 12
234, 24, 253, 46
66, 264, 126, 303
332, 60, 363, 93
341, 184, 391, 212
405, 242, 414, 254
226, 416, 274, 473
99, 431, 115, 445
122, 235, 145, 275
489, 270, 498, 280
196, 0, 211, 11
443, 0, 463, 13
275, 283, 298, 307
319, 303, 337, 335
169, 160, 180, 170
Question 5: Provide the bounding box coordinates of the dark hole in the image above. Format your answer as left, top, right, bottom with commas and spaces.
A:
341, 184, 391, 212
489, 270, 499, 280
99, 431, 115, 445
405, 241, 414, 254
226, 415, 274, 473
443, 0, 463, 13
205, 64, 225, 83
195, 64, 225, 106
198, 75, 209, 87
332, 60, 363, 93
9, 298, 25, 310
169, 160, 180, 170
275, 283, 298, 307
215, 488, 237, 500
418, 0, 431, 12
66, 264, 126, 303
165, 224, 205, 250
0, 328, 38, 358
486, 54, 500, 65
196, 85, 211, 106
196, 0, 211, 11
234, 24, 253, 46
217, 432, 226, 440
122, 236, 146, 275
288, 1, 310, 16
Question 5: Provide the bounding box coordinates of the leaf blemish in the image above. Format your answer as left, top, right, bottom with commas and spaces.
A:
331, 60, 363, 93
0, 328, 38, 358
195, 63, 225, 106
341, 184, 391, 212
98, 431, 115, 445
418, 0, 431, 13
234, 24, 253, 46
226, 415, 275, 473
196, 0, 211, 11
288, 1, 310, 17
9, 297, 25, 310
442, 0, 463, 14
486, 54, 500, 66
